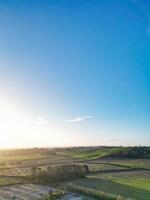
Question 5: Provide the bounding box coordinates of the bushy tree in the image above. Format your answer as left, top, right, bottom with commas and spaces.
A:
30, 164, 89, 183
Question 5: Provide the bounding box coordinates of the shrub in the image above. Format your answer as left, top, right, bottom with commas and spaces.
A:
43, 190, 65, 200
30, 164, 89, 183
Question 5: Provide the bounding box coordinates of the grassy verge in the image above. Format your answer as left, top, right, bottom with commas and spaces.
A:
67, 183, 134, 200
0, 176, 28, 186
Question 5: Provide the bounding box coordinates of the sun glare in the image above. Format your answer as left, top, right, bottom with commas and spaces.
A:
0, 99, 33, 148
0, 98, 68, 148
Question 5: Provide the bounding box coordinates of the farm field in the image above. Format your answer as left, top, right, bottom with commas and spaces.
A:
108, 158, 150, 169
80, 162, 128, 172
98, 170, 150, 191
56, 147, 123, 160
71, 170, 150, 200
89, 157, 150, 169
0, 154, 48, 163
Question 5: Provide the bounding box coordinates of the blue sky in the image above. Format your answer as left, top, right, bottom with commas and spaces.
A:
0, 0, 149, 147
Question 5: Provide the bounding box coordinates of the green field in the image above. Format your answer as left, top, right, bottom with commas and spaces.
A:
0, 153, 49, 163
56, 147, 124, 160
57, 146, 150, 161
91, 170, 150, 191
109, 159, 150, 169
81, 163, 127, 172
70, 170, 150, 200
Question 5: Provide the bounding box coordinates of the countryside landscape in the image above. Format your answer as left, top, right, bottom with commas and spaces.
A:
1, 0, 150, 199
0, 146, 149, 199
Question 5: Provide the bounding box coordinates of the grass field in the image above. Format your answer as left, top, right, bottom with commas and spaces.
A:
70, 170, 150, 200
56, 147, 125, 160
109, 158, 150, 169
81, 163, 127, 172
0, 153, 49, 163
90, 170, 150, 191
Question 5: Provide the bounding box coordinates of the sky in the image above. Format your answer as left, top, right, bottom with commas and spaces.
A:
0, 0, 149, 148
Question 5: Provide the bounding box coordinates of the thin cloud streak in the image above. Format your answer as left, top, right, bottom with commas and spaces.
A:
65, 116, 93, 123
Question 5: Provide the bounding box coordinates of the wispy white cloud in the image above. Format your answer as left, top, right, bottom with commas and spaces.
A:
65, 116, 93, 123
34, 117, 48, 125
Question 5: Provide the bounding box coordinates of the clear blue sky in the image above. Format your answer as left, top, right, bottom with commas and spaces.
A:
0, 0, 149, 147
